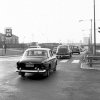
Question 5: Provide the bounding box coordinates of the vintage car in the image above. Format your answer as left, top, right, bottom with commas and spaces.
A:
72, 46, 80, 54
16, 48, 57, 77
56, 45, 72, 59
29, 45, 41, 48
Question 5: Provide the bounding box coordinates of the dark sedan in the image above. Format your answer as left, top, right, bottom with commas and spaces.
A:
16, 48, 57, 77
72, 46, 80, 54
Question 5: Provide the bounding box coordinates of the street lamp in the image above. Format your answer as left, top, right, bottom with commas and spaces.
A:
79, 19, 93, 51
79, 0, 96, 55
93, 0, 96, 55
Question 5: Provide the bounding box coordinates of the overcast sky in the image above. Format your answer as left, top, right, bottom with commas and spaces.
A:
0, 0, 100, 43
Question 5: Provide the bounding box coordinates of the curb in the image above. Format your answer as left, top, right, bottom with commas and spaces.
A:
80, 63, 100, 70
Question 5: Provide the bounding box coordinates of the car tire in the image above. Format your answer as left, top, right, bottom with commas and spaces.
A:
20, 72, 25, 78
70, 53, 72, 58
53, 67, 56, 71
53, 65, 56, 72
45, 69, 50, 77
54, 61, 57, 71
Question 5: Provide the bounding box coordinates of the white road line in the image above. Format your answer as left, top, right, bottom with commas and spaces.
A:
60, 60, 68, 63
72, 60, 80, 63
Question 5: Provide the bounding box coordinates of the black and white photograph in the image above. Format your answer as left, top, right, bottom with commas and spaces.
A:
0, 0, 100, 100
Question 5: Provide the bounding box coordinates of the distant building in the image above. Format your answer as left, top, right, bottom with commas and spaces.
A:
83, 37, 89, 45
6, 34, 19, 44
0, 33, 5, 43
0, 33, 19, 44
27, 42, 38, 46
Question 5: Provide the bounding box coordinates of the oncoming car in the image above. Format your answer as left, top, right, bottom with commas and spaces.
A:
16, 48, 57, 77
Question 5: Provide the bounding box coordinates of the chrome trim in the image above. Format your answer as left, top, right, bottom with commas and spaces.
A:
16, 69, 46, 73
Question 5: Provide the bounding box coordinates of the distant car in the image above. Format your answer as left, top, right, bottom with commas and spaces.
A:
16, 48, 57, 77
72, 46, 80, 54
56, 45, 72, 59
29, 45, 41, 48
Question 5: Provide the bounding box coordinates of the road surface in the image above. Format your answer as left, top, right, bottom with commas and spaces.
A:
0, 53, 100, 100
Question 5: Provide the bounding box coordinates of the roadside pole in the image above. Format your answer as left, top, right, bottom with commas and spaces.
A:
4, 36, 6, 55
2, 45, 4, 56
90, 19, 93, 54
93, 0, 96, 55
4, 27, 12, 55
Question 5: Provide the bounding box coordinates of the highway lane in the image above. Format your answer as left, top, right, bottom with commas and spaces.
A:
0, 54, 100, 100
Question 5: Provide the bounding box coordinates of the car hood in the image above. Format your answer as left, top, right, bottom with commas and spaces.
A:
19, 57, 47, 63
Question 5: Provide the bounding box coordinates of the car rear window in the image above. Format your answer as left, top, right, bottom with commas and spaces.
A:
57, 47, 68, 54
73, 46, 79, 49
25, 50, 48, 57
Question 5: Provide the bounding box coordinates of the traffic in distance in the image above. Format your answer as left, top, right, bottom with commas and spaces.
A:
16, 44, 85, 78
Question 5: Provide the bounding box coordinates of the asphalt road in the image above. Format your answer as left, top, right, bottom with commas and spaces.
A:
0, 53, 100, 100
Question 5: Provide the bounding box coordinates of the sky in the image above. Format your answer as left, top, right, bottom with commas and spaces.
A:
0, 0, 100, 43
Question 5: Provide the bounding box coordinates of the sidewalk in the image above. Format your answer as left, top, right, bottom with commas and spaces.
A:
81, 62, 100, 70
80, 50, 100, 70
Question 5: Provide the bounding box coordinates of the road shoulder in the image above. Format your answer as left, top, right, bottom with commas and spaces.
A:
81, 62, 100, 70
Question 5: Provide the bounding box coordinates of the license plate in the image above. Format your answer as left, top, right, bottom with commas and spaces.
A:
26, 64, 34, 67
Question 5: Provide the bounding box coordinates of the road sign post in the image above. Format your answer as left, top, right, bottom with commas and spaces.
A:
4, 28, 12, 55
5, 28, 12, 37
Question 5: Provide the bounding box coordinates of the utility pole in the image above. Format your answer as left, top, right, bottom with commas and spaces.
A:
4, 35, 6, 55
93, 0, 96, 55
90, 19, 93, 53
90, 19, 92, 45
79, 19, 93, 52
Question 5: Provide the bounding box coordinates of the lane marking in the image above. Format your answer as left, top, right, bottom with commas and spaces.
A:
72, 60, 80, 63
60, 60, 68, 63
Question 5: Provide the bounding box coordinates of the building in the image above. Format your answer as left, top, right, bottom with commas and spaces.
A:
0, 33, 19, 44
6, 34, 19, 44
83, 37, 90, 45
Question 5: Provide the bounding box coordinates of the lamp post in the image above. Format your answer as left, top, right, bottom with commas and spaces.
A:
90, 19, 92, 45
90, 19, 93, 53
93, 0, 96, 55
79, 19, 93, 50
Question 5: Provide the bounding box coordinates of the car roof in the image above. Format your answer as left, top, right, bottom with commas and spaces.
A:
25, 48, 51, 51
58, 45, 69, 48
29, 46, 41, 48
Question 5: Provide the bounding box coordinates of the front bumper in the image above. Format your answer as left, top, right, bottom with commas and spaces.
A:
16, 69, 46, 73
72, 51, 80, 53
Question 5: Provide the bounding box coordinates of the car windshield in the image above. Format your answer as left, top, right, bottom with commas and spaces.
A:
24, 50, 48, 57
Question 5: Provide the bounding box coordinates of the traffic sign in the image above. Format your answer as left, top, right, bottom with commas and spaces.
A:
5, 28, 12, 37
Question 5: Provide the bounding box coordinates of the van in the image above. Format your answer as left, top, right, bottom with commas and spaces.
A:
56, 45, 72, 59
